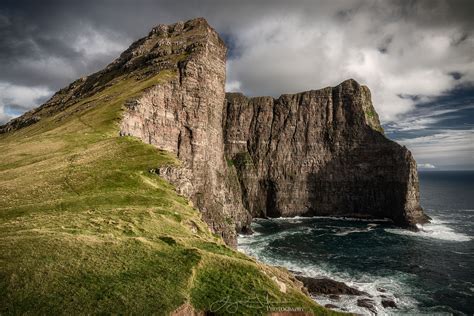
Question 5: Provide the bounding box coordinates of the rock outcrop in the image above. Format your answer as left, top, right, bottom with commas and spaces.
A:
0, 17, 428, 246
224, 81, 429, 228
294, 276, 368, 296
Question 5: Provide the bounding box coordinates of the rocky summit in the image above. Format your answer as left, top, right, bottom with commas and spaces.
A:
1, 17, 428, 248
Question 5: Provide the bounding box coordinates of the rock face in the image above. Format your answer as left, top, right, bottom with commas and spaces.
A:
357, 298, 377, 314
224, 82, 429, 227
0, 18, 250, 246
0, 17, 428, 246
119, 18, 250, 246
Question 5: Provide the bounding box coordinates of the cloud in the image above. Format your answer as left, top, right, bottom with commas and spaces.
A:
0, 82, 53, 124
224, 3, 474, 122
71, 25, 129, 59
386, 103, 474, 132
0, 5, 130, 89
398, 130, 474, 169
225, 80, 241, 92
0, 0, 473, 168
418, 163, 436, 169
0, 108, 10, 125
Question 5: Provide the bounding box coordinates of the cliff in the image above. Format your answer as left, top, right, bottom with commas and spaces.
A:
224, 82, 429, 227
0, 18, 249, 246
1, 17, 428, 248
0, 18, 333, 315
116, 18, 428, 241
118, 18, 250, 246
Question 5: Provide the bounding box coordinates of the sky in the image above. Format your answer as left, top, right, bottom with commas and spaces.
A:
0, 0, 473, 170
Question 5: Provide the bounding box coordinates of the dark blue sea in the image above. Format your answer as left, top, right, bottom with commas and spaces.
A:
238, 171, 474, 315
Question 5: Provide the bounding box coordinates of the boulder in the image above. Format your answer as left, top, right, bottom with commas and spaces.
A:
295, 276, 368, 296
357, 298, 377, 314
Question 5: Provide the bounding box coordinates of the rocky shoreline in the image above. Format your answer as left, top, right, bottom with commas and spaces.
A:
290, 270, 398, 314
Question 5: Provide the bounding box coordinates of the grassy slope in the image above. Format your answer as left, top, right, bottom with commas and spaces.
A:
0, 71, 340, 315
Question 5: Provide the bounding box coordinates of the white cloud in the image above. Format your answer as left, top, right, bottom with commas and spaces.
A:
0, 82, 53, 124
386, 104, 474, 132
398, 130, 474, 169
225, 80, 242, 92
0, 107, 10, 124
418, 163, 436, 169
21, 56, 78, 81
72, 25, 128, 59
225, 4, 474, 123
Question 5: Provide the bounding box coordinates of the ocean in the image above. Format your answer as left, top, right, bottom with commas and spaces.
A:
238, 170, 474, 315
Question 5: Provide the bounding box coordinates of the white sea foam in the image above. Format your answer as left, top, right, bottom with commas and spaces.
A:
385, 217, 472, 242
256, 216, 313, 222
311, 216, 392, 223
238, 214, 470, 314
237, 232, 262, 239
333, 223, 379, 236
334, 228, 368, 236
257, 216, 392, 223
451, 251, 473, 255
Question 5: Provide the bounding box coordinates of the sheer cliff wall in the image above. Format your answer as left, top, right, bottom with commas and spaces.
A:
119, 18, 250, 246
224, 81, 428, 228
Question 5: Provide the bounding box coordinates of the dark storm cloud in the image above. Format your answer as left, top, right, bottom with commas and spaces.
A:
0, 0, 473, 168
0, 2, 129, 88
1, 0, 472, 90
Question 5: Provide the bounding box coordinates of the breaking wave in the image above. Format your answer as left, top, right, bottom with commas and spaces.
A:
238, 208, 474, 315
238, 223, 419, 315
385, 217, 472, 242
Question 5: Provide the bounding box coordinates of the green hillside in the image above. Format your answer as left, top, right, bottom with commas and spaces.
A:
0, 70, 339, 315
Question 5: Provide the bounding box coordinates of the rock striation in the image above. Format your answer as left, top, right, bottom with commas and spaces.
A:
0, 17, 428, 246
